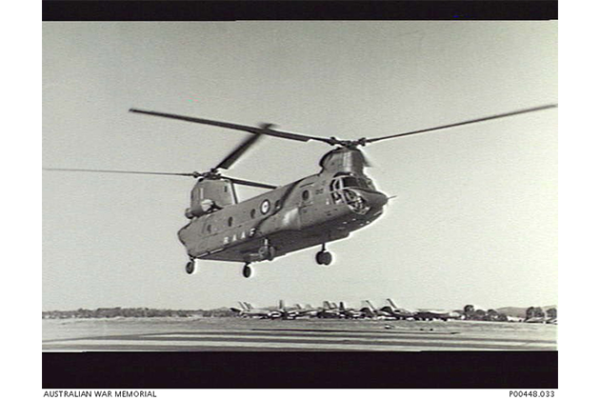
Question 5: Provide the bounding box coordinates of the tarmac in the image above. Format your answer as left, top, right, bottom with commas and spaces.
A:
42, 317, 557, 352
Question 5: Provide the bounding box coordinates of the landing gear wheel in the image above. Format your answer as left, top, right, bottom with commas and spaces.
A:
185, 260, 195, 275
267, 246, 276, 261
259, 239, 276, 261
316, 251, 332, 266
243, 264, 252, 278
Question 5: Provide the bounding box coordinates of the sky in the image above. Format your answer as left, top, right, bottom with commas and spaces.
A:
43, 21, 557, 312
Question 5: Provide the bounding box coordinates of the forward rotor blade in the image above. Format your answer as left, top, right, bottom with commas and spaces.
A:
221, 176, 277, 190
365, 104, 557, 144
129, 108, 333, 145
215, 133, 262, 170
43, 167, 200, 178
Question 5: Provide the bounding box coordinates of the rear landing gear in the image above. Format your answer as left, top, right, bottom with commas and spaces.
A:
316, 244, 333, 266
185, 259, 196, 274
258, 239, 276, 261
243, 263, 253, 278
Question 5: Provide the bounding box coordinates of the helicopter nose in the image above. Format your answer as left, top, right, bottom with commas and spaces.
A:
348, 189, 387, 211
343, 189, 388, 215
363, 191, 388, 210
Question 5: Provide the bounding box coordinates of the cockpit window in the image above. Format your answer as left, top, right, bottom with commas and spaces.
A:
330, 175, 373, 204
341, 176, 370, 189
342, 177, 358, 188
330, 179, 341, 191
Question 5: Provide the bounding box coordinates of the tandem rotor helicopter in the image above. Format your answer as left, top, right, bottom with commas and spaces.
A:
46, 104, 556, 278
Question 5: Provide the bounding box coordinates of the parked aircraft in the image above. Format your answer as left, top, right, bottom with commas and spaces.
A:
293, 303, 320, 318
360, 300, 395, 319
317, 301, 343, 319
413, 309, 453, 321
230, 302, 282, 319
339, 301, 364, 319
379, 298, 416, 320
276, 300, 308, 320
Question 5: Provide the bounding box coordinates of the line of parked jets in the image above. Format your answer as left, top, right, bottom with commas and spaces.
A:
230, 299, 461, 321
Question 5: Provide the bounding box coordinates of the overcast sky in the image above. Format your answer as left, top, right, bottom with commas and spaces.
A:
43, 21, 557, 312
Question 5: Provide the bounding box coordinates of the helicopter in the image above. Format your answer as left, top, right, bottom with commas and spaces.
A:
45, 104, 556, 278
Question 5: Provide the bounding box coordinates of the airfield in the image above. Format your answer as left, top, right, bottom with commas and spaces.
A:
42, 317, 557, 352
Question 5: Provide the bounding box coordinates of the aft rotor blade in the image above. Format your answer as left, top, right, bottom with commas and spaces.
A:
365, 104, 558, 144
43, 167, 200, 178
45, 168, 278, 188
129, 108, 334, 145
222, 176, 277, 190
215, 133, 262, 170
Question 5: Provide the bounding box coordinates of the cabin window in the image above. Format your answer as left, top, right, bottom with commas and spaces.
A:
261, 199, 271, 214
302, 190, 310, 201
228, 216, 233, 227
251, 209, 256, 218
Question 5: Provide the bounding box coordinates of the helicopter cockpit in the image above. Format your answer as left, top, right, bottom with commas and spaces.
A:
329, 173, 375, 214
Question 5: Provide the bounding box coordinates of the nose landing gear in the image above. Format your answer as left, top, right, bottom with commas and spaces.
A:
316, 244, 333, 266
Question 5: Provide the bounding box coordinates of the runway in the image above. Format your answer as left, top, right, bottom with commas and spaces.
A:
42, 317, 557, 352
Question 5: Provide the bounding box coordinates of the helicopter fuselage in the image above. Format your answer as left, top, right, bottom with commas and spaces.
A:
178, 148, 388, 264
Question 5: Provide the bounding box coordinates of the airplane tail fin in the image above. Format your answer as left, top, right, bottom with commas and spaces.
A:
366, 300, 377, 311
386, 298, 399, 310
360, 300, 375, 316
339, 302, 346, 311
238, 302, 249, 312
278, 300, 285, 310
244, 302, 253, 310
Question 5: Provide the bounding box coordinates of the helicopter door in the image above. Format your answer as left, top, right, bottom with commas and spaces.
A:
298, 183, 317, 227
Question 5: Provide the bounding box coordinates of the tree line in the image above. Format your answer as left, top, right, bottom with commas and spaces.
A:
42, 307, 238, 319
462, 305, 557, 321
525, 306, 557, 320
462, 305, 509, 321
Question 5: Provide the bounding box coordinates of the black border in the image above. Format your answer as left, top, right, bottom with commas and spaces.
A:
43, 351, 558, 388
43, 1, 558, 21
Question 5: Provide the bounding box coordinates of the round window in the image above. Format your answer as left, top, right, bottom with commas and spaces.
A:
302, 190, 310, 201
228, 216, 233, 227
250, 209, 256, 218
260, 199, 271, 214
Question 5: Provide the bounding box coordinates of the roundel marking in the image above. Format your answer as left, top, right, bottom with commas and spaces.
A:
260, 199, 271, 215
